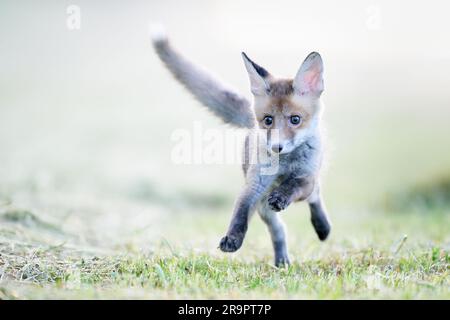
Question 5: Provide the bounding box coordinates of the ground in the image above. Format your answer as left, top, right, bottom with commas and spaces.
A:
0, 172, 448, 299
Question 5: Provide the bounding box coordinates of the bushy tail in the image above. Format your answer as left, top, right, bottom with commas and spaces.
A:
150, 26, 255, 129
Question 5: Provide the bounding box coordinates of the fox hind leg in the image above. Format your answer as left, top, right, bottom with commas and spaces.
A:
307, 186, 331, 241
258, 200, 290, 267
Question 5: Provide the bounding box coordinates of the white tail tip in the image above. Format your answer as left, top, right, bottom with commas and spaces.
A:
149, 23, 167, 44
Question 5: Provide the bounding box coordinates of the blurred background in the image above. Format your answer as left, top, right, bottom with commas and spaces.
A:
0, 0, 449, 256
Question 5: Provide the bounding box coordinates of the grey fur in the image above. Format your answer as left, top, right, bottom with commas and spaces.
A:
152, 38, 255, 128
258, 199, 290, 266
221, 132, 329, 266
219, 164, 277, 252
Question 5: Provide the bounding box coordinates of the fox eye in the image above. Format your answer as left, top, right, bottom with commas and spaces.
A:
290, 115, 301, 125
263, 116, 273, 126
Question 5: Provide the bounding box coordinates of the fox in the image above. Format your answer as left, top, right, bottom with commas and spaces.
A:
151, 29, 331, 266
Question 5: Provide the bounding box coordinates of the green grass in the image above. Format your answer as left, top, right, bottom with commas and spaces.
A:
0, 244, 448, 299
67, 248, 449, 299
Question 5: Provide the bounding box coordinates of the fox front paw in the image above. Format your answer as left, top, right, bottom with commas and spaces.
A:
219, 234, 243, 252
268, 191, 289, 212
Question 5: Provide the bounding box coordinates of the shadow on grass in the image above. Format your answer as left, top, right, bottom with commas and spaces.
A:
128, 180, 231, 210
0, 208, 61, 232
383, 175, 450, 213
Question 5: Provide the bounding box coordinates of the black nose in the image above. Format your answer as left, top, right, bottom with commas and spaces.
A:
271, 144, 283, 153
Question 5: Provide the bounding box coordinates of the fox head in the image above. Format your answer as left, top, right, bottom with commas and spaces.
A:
242, 52, 324, 154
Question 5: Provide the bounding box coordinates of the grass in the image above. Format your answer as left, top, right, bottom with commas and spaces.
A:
0, 201, 448, 299
0, 244, 448, 299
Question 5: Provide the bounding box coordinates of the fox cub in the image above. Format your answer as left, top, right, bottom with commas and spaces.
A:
152, 30, 331, 266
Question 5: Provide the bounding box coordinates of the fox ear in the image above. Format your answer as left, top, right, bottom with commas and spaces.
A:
293, 52, 324, 97
241, 52, 270, 96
